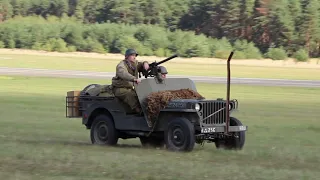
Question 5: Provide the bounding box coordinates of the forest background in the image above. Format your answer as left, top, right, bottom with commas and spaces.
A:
0, 0, 319, 62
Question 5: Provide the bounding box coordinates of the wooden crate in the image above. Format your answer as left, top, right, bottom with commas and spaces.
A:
66, 90, 81, 117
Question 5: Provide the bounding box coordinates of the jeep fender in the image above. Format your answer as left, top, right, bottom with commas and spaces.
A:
82, 103, 115, 129
155, 111, 200, 131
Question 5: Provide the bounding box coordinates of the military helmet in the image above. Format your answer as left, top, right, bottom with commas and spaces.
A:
125, 49, 138, 57
157, 66, 168, 74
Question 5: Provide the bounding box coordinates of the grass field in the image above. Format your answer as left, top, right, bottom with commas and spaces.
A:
1, 49, 320, 80
0, 75, 319, 179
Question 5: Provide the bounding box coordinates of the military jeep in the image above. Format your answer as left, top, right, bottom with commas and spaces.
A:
65, 52, 247, 152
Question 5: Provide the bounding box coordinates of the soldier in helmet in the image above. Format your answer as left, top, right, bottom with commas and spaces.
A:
158, 66, 167, 78
112, 49, 149, 114
155, 66, 168, 83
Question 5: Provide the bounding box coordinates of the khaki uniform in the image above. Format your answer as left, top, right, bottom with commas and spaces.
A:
112, 59, 147, 112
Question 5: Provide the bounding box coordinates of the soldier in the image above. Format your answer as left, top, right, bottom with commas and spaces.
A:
111, 49, 149, 114
158, 66, 168, 78
155, 66, 168, 83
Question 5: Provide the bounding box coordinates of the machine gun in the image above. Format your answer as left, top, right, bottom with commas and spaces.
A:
140, 54, 178, 78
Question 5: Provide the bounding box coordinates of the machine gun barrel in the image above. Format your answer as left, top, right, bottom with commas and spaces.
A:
142, 54, 178, 78
151, 54, 178, 67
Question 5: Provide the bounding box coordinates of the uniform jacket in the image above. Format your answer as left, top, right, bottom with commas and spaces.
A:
112, 59, 148, 88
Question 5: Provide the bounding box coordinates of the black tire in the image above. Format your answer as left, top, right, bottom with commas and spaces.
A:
164, 117, 195, 152
215, 117, 245, 150
90, 114, 118, 145
139, 136, 165, 148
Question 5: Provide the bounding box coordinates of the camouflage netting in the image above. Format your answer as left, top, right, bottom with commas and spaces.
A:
145, 88, 205, 125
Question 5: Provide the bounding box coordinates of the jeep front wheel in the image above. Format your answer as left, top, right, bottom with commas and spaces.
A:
215, 117, 245, 150
165, 117, 195, 152
90, 114, 118, 145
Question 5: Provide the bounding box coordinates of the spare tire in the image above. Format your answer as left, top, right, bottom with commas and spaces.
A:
80, 84, 101, 96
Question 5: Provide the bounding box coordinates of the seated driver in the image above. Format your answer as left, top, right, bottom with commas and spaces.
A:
111, 49, 149, 114
155, 66, 168, 82
158, 66, 167, 78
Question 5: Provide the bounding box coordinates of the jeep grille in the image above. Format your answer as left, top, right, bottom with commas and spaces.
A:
200, 101, 227, 126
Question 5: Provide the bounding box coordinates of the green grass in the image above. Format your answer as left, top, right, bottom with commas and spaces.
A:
0, 53, 320, 80
0, 75, 319, 179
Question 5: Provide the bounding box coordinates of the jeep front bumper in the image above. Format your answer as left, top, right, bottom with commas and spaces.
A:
200, 125, 247, 133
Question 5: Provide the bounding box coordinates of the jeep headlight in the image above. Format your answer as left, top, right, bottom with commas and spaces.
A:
195, 103, 201, 111
228, 103, 233, 110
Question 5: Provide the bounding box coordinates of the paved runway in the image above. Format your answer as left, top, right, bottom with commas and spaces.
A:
1, 67, 319, 87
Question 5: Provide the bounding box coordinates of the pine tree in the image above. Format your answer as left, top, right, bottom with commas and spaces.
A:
298, 0, 320, 55
219, 0, 242, 41
267, 0, 295, 54
239, 0, 255, 40
251, 0, 270, 53
0, 0, 13, 21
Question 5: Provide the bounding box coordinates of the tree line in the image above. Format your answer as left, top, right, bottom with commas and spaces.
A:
0, 0, 319, 61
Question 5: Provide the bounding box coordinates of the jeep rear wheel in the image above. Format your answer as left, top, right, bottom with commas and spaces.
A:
90, 114, 118, 145
165, 117, 195, 152
215, 117, 245, 150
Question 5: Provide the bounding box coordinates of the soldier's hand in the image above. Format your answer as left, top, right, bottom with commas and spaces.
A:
134, 79, 141, 84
